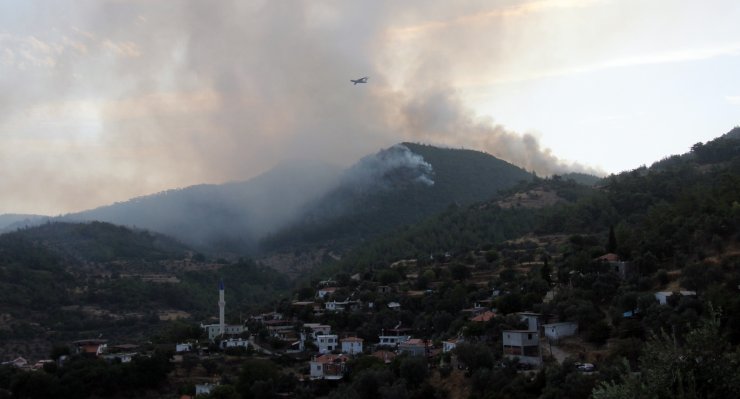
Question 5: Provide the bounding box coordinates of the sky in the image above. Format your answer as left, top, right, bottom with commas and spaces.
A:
1, 0, 739, 215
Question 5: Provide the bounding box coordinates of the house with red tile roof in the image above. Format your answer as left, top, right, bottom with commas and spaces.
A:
470, 310, 496, 322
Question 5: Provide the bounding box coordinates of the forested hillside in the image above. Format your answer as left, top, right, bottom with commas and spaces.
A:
262, 143, 534, 252
334, 128, 740, 273
276, 128, 739, 399
0, 222, 289, 361
60, 160, 342, 254
7, 222, 189, 262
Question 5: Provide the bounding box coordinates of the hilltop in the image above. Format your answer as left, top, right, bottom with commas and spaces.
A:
8, 221, 189, 262
261, 143, 534, 255
0, 214, 49, 232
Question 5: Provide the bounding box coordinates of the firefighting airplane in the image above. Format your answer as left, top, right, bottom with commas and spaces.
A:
350, 76, 368, 85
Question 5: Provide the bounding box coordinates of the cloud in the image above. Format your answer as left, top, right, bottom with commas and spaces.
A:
388, 0, 604, 39
475, 43, 740, 86
101, 39, 141, 58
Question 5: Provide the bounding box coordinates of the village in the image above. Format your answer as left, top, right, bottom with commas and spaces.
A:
1, 233, 702, 398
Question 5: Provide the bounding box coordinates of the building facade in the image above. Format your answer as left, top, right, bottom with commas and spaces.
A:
340, 337, 364, 355
502, 330, 541, 366
542, 322, 578, 342
316, 334, 339, 354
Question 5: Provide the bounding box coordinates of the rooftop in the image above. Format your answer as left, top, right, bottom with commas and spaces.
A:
314, 354, 349, 364
471, 311, 496, 322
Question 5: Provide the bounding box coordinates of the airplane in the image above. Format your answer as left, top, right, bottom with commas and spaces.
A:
351, 76, 368, 85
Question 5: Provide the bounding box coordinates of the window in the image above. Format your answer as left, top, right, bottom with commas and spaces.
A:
528, 333, 532, 340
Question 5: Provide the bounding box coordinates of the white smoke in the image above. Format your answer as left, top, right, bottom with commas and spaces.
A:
344, 144, 435, 189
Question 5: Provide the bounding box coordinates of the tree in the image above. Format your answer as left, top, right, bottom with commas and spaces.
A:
449, 264, 471, 281
593, 315, 740, 398
541, 256, 552, 284
10, 371, 61, 399
207, 385, 240, 399
453, 343, 494, 372
586, 320, 612, 346
399, 356, 427, 386
236, 359, 280, 399
497, 293, 524, 314
607, 225, 617, 253
351, 368, 394, 399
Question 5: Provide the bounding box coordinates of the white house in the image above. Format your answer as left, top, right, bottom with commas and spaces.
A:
654, 291, 697, 305
220, 338, 249, 349
518, 312, 542, 332
310, 354, 349, 380
340, 337, 364, 355
303, 323, 332, 338
502, 330, 541, 366
316, 334, 339, 354
543, 322, 578, 342
176, 343, 193, 352
378, 334, 410, 347
196, 383, 217, 396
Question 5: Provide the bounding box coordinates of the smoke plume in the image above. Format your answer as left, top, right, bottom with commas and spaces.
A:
344, 144, 435, 190
0, 1, 597, 215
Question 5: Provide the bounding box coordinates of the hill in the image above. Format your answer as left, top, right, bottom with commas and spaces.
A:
46, 143, 532, 262
0, 222, 290, 361
331, 127, 740, 273
261, 143, 534, 253
0, 214, 49, 232
9, 221, 189, 262
266, 127, 739, 398
60, 160, 342, 254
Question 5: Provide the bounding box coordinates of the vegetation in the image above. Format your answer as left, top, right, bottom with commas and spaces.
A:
0, 222, 290, 360
5, 221, 188, 262
0, 351, 172, 399
1, 128, 739, 398
262, 143, 534, 252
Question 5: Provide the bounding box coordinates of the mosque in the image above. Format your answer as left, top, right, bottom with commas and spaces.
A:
201, 280, 245, 341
